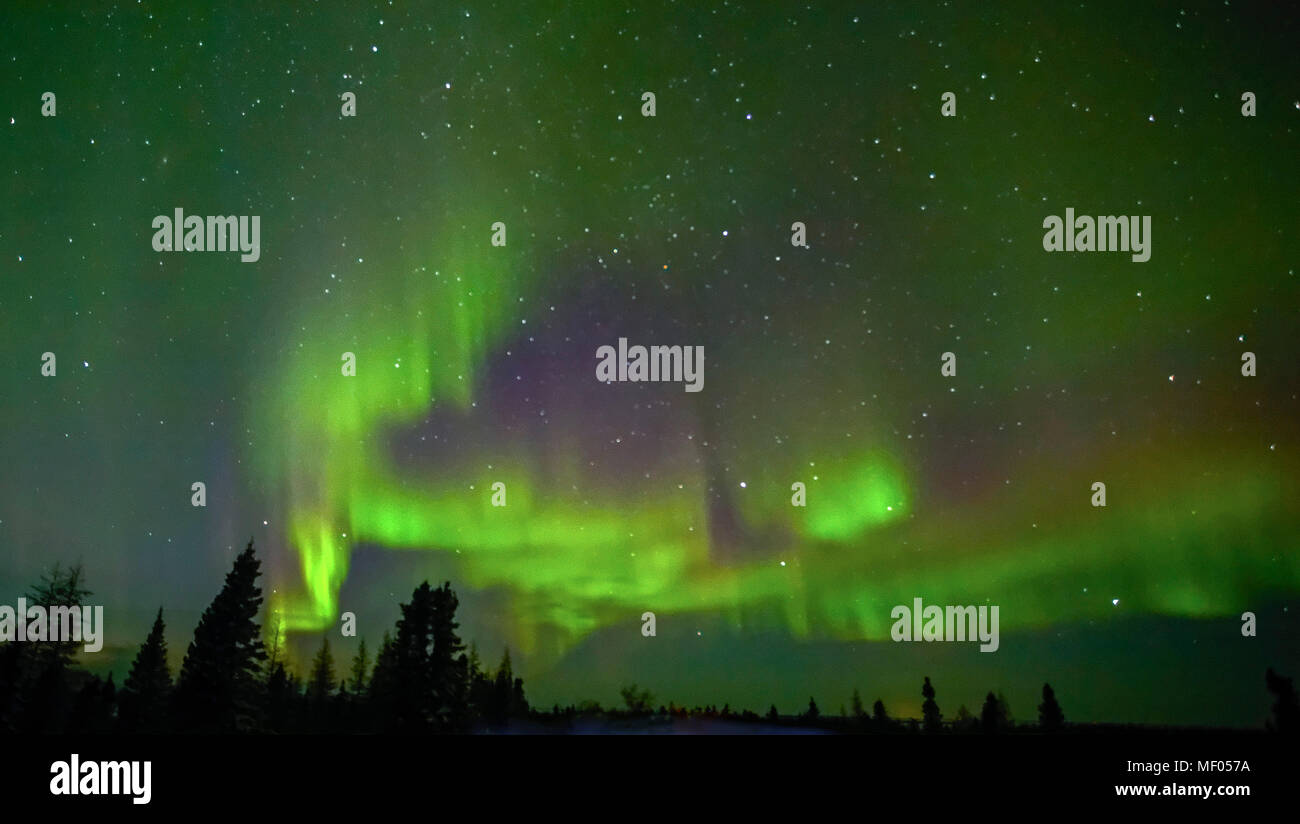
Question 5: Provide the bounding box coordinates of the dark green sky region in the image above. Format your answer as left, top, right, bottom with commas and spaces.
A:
3, 2, 1298, 726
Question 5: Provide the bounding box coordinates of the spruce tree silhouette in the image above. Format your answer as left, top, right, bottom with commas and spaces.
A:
14, 563, 92, 733
1265, 667, 1298, 733
850, 687, 866, 721
921, 676, 942, 733
467, 641, 493, 719
262, 658, 296, 733
101, 674, 117, 730
996, 690, 1014, 729
511, 675, 529, 719
1038, 683, 1065, 732
953, 704, 976, 733
429, 582, 470, 730
306, 636, 337, 731
803, 696, 820, 721
118, 608, 172, 733
872, 698, 889, 731
981, 691, 1002, 734
367, 630, 397, 730
26, 563, 91, 666
369, 581, 470, 733
173, 540, 267, 733
348, 639, 370, 694
492, 647, 516, 720
766, 704, 779, 722
368, 614, 414, 731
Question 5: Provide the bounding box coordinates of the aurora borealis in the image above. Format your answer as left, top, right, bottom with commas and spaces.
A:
3, 1, 1298, 726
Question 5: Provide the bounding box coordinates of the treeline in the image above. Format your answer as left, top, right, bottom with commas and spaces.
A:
550, 678, 1051, 734
538, 670, 1297, 735
0, 541, 529, 734
1, 540, 1297, 734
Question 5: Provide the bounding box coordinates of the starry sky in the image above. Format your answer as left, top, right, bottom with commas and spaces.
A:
3, 1, 1298, 726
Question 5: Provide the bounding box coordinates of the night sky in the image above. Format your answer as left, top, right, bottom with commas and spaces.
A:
3, 1, 1298, 726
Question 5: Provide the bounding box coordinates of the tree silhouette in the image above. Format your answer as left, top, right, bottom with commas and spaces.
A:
872, 698, 889, 730
850, 688, 866, 720
953, 704, 976, 733
467, 642, 493, 719
512, 675, 529, 719
306, 636, 337, 730
492, 647, 518, 720
997, 690, 1015, 729
429, 582, 470, 730
307, 637, 336, 700
921, 677, 942, 733
803, 696, 820, 721
367, 630, 396, 727
0, 545, 553, 736
1265, 667, 1298, 733
12, 563, 94, 733
27, 563, 92, 666
172, 540, 267, 733
263, 658, 298, 733
620, 683, 655, 715
368, 581, 469, 733
348, 639, 370, 694
118, 608, 171, 733
1038, 682, 1065, 732
981, 691, 1002, 734
766, 704, 779, 721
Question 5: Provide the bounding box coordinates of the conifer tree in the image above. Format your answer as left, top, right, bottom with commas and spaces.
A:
369, 581, 469, 732
803, 696, 820, 721
954, 704, 976, 733
348, 639, 370, 694
366, 630, 396, 730
997, 690, 1014, 729
173, 540, 267, 733
467, 641, 493, 717
921, 677, 942, 732
305, 636, 337, 731
429, 582, 469, 730
850, 687, 866, 720
118, 608, 172, 733
511, 676, 528, 718
1038, 682, 1065, 732
493, 647, 515, 719
265, 659, 303, 733
7, 564, 95, 733
981, 691, 1002, 734
872, 698, 889, 728
307, 636, 336, 703
375, 583, 437, 731
26, 563, 92, 669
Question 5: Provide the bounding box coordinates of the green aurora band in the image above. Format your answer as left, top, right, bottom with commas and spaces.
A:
252, 216, 1300, 662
